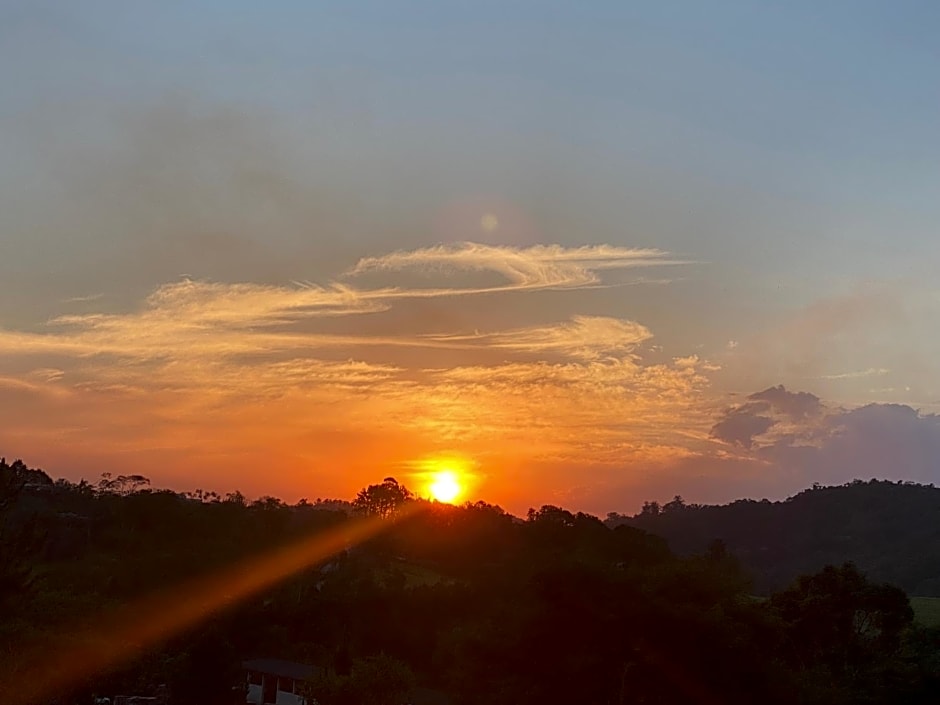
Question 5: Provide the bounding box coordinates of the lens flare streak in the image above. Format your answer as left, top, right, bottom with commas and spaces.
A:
6, 503, 423, 704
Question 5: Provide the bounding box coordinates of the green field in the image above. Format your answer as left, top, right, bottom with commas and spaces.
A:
748, 595, 940, 628
377, 558, 450, 589
910, 597, 940, 628
399, 561, 447, 588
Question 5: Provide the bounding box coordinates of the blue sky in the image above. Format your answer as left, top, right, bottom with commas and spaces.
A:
1, 1, 939, 510
4, 2, 937, 290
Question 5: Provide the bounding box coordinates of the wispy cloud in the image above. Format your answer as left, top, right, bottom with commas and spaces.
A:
427, 316, 653, 361
1, 243, 689, 364
348, 242, 685, 292
0, 240, 716, 505
0, 280, 388, 360
818, 367, 890, 380
62, 293, 104, 303
424, 355, 714, 461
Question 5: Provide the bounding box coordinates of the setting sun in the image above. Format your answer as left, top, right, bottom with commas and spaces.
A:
428, 470, 462, 504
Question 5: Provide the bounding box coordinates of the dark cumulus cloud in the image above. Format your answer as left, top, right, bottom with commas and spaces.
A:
711, 385, 822, 448
710, 409, 775, 449
747, 385, 822, 419
791, 403, 940, 486
712, 386, 940, 489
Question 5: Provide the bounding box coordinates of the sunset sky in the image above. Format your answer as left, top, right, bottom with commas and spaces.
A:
2, 2, 940, 514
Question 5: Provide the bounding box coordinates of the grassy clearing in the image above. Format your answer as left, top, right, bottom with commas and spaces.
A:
748, 594, 940, 628
377, 558, 449, 588
910, 597, 940, 627
400, 562, 446, 588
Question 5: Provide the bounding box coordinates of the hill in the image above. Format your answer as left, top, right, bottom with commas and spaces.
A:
5, 459, 940, 704
609, 479, 940, 595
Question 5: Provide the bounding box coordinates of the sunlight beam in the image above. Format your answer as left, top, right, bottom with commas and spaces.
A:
5, 502, 423, 704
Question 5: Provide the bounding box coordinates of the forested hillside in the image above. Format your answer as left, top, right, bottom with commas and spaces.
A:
4, 459, 940, 704
610, 479, 940, 595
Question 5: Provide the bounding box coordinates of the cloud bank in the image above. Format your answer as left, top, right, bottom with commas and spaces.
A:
0, 241, 712, 507
1, 239, 936, 514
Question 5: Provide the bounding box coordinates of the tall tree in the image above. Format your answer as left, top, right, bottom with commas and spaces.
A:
0, 459, 45, 613
771, 562, 913, 682
353, 478, 412, 519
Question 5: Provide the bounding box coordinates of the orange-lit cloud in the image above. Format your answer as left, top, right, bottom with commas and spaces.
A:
1, 239, 938, 514
0, 241, 716, 510
427, 316, 653, 360
347, 242, 685, 291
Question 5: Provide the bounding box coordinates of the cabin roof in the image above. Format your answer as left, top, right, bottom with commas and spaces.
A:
407, 687, 453, 705
242, 658, 324, 681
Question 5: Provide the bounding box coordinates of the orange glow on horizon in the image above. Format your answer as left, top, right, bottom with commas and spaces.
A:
0, 239, 722, 518
411, 455, 477, 504
429, 469, 462, 503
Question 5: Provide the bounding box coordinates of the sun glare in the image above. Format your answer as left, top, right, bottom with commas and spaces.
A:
429, 469, 462, 504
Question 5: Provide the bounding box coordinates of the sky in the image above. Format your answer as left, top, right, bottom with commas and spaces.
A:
2, 1, 940, 515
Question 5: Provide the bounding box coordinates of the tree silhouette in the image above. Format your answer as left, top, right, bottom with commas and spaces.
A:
353, 477, 413, 519
96, 472, 151, 496
771, 562, 913, 679
0, 459, 46, 614
5, 457, 940, 705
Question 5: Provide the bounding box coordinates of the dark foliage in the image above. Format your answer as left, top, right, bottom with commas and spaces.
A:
612, 479, 940, 595
1, 459, 939, 704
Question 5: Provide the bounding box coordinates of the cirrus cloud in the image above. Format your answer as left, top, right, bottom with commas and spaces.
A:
0, 240, 713, 507
426, 315, 653, 361
347, 242, 685, 292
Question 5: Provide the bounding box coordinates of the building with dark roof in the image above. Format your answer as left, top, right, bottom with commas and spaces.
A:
242, 658, 452, 705
243, 658, 324, 705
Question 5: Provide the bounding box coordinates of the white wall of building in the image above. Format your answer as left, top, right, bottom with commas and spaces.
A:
246, 675, 306, 705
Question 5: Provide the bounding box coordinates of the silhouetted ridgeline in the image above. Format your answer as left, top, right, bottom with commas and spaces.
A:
5, 458, 940, 704
608, 479, 940, 595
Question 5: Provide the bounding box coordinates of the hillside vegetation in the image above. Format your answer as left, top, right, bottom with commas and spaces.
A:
609, 479, 940, 595
4, 460, 940, 704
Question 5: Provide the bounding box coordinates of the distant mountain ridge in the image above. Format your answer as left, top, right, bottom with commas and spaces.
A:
608, 479, 940, 596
